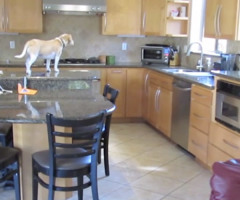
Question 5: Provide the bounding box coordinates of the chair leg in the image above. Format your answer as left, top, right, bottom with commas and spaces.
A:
77, 176, 83, 200
48, 176, 55, 200
103, 131, 110, 176
32, 162, 38, 200
13, 161, 21, 200
91, 162, 99, 200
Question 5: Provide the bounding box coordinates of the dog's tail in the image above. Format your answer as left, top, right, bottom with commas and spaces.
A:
15, 42, 29, 58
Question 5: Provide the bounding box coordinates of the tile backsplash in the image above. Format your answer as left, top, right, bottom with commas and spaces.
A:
0, 14, 239, 70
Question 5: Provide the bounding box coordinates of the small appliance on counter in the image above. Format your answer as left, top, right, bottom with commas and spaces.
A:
141, 44, 175, 66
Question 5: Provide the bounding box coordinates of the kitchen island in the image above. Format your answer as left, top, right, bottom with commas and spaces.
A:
0, 70, 115, 200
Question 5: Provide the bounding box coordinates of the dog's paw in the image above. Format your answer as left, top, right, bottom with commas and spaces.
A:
54, 68, 59, 72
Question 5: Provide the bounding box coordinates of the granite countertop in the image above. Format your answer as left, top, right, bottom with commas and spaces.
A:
0, 89, 115, 124
0, 70, 115, 123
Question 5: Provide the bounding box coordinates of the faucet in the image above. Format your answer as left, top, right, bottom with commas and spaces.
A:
186, 42, 204, 71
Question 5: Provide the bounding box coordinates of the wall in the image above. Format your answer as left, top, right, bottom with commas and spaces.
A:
0, 15, 189, 66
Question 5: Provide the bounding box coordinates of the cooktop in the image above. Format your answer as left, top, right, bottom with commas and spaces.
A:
45, 57, 105, 66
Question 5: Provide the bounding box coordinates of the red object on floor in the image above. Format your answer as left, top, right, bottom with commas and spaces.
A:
210, 159, 240, 200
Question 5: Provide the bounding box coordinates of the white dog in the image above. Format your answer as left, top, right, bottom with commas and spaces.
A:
15, 34, 74, 74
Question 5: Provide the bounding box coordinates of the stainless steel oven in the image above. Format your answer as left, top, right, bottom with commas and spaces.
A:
215, 80, 240, 132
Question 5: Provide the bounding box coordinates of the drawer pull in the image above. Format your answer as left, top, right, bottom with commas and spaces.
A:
111, 70, 122, 73
193, 92, 207, 98
191, 140, 203, 149
193, 113, 206, 119
223, 139, 239, 150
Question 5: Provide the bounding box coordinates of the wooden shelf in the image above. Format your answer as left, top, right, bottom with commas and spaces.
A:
167, 16, 188, 20
167, 0, 189, 4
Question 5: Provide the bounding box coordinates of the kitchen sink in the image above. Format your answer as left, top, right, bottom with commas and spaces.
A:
161, 68, 213, 77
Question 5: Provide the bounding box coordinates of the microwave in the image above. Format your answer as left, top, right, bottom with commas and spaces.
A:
141, 44, 173, 65
215, 80, 240, 132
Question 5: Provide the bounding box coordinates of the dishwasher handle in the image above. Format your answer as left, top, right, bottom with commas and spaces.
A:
173, 83, 191, 92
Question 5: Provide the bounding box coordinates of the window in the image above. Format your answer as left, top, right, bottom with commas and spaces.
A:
189, 0, 227, 54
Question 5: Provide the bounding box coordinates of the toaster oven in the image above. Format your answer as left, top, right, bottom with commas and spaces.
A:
141, 44, 173, 65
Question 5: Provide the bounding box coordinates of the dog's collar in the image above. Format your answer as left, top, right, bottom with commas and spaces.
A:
56, 37, 65, 48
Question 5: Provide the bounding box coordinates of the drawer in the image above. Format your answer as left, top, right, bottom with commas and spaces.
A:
209, 122, 240, 158
190, 101, 211, 134
191, 85, 213, 106
149, 71, 173, 90
207, 144, 232, 168
188, 126, 208, 163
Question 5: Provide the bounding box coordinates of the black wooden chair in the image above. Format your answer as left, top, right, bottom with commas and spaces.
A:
32, 111, 106, 200
99, 84, 119, 176
0, 146, 21, 200
0, 123, 13, 147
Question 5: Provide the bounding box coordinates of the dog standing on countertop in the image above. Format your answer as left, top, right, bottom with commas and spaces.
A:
15, 34, 74, 74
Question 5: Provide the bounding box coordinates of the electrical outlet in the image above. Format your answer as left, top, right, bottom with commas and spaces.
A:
122, 42, 127, 51
10, 41, 15, 49
184, 45, 188, 53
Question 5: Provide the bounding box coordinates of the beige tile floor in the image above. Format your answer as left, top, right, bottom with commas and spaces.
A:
0, 123, 212, 200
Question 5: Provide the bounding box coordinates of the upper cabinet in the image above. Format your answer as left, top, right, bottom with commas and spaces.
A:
102, 0, 141, 35
165, 0, 190, 37
0, 0, 42, 33
102, 0, 190, 37
141, 0, 166, 36
204, 0, 239, 40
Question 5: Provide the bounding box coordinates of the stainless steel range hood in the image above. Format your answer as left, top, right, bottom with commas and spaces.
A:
43, 0, 106, 15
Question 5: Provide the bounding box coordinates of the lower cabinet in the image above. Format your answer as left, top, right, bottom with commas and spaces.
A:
146, 71, 173, 137
208, 122, 240, 167
188, 85, 213, 164
106, 68, 143, 119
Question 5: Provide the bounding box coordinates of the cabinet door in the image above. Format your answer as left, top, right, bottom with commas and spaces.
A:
6, 0, 42, 33
142, 69, 149, 120
107, 68, 126, 118
147, 81, 159, 126
157, 87, 172, 137
126, 68, 143, 118
102, 0, 141, 35
205, 0, 239, 39
142, 0, 166, 36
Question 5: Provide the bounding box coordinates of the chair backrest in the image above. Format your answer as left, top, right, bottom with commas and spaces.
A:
46, 111, 106, 172
103, 84, 119, 104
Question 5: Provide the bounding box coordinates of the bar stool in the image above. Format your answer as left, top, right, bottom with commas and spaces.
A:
0, 146, 21, 200
0, 123, 13, 147
99, 84, 119, 176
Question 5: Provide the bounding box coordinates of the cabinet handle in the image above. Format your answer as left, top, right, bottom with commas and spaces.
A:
142, 12, 146, 32
144, 73, 149, 94
191, 139, 203, 149
111, 70, 122, 73
104, 13, 107, 32
156, 89, 161, 111
214, 6, 218, 36
193, 92, 207, 98
223, 139, 239, 150
217, 5, 222, 36
193, 113, 206, 119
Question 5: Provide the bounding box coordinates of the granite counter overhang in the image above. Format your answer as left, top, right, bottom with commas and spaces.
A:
0, 63, 216, 89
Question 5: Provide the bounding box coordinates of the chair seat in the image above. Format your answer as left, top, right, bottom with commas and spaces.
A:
0, 146, 19, 170
33, 149, 92, 177
0, 123, 12, 135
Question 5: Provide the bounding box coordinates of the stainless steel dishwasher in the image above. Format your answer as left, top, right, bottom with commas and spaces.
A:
171, 78, 192, 150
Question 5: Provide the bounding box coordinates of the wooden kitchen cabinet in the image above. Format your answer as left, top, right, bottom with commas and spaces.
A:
142, 69, 150, 120
188, 85, 213, 164
165, 0, 190, 37
147, 71, 173, 137
0, 0, 42, 33
126, 68, 144, 118
141, 0, 190, 36
204, 0, 239, 40
141, 0, 166, 36
208, 122, 240, 166
106, 68, 126, 118
102, 0, 141, 35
